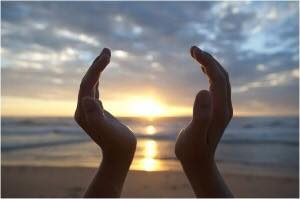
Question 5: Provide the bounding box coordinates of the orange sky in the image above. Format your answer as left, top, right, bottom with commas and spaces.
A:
2, 95, 298, 117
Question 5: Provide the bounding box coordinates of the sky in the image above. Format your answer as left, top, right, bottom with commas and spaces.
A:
1, 1, 299, 117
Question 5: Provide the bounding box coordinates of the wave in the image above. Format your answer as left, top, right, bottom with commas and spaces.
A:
2, 138, 89, 152
221, 138, 299, 146
133, 134, 299, 146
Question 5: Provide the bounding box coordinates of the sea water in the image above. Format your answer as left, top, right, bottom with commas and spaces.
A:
1, 116, 299, 176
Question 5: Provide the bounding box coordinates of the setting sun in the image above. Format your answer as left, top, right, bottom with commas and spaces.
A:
128, 97, 165, 118
145, 125, 157, 135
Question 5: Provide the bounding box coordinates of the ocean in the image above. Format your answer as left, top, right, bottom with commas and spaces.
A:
1, 116, 299, 176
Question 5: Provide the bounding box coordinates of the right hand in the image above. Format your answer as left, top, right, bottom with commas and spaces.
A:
175, 46, 233, 167
74, 48, 137, 163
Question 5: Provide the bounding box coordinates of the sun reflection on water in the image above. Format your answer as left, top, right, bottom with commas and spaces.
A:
144, 140, 157, 157
142, 140, 159, 171
142, 158, 157, 171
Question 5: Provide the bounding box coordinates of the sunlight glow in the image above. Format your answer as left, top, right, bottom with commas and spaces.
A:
129, 97, 165, 118
142, 158, 156, 171
144, 140, 157, 158
145, 125, 157, 135
2, 96, 75, 117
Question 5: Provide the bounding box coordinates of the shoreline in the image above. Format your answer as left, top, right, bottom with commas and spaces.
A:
2, 160, 298, 178
2, 165, 299, 197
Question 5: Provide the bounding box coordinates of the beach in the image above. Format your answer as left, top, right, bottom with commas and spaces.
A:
2, 165, 298, 198
1, 116, 299, 197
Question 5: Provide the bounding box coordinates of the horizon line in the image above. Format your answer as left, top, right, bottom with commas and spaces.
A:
1, 114, 299, 118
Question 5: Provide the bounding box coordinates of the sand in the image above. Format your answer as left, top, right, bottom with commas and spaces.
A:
1, 165, 299, 198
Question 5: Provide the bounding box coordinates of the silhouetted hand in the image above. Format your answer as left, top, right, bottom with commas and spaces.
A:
74, 48, 136, 197
175, 46, 233, 197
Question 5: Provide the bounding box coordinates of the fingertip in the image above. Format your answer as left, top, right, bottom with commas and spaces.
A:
193, 90, 212, 125
190, 46, 197, 58
101, 48, 111, 60
97, 48, 111, 70
191, 46, 203, 58
101, 48, 111, 57
99, 48, 111, 62
190, 46, 195, 58
101, 54, 111, 65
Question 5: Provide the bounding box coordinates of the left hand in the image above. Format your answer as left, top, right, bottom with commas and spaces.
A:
74, 48, 137, 163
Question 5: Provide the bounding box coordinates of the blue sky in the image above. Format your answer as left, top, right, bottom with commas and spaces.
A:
1, 1, 299, 116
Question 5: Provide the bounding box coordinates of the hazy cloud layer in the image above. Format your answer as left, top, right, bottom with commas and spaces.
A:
1, 1, 299, 115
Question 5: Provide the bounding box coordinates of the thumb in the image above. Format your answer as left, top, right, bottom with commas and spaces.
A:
192, 90, 212, 132
81, 97, 104, 124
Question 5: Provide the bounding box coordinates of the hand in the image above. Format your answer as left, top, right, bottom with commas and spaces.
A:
175, 46, 233, 197
74, 48, 136, 197
75, 48, 136, 162
175, 46, 232, 165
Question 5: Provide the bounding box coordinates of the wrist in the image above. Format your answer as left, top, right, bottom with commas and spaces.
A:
101, 136, 137, 167
102, 148, 135, 167
179, 155, 215, 170
99, 155, 133, 177
176, 140, 215, 169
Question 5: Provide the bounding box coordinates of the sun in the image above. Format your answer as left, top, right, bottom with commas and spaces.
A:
145, 125, 156, 135
129, 97, 165, 118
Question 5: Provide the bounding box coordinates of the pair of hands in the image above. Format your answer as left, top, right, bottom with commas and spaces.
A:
74, 46, 233, 197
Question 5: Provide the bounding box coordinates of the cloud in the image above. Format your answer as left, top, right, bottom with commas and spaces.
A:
1, 1, 299, 116
54, 28, 100, 47
232, 68, 299, 93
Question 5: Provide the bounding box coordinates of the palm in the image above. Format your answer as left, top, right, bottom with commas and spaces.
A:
75, 48, 136, 160
99, 110, 135, 154
176, 46, 232, 163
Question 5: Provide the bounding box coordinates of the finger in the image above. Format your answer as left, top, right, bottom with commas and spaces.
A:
81, 97, 105, 143
227, 75, 233, 119
190, 46, 224, 83
79, 48, 111, 99
94, 81, 99, 99
91, 54, 102, 65
215, 64, 233, 120
74, 107, 88, 131
104, 109, 118, 121
76, 49, 110, 128
82, 97, 104, 119
190, 46, 227, 117
191, 90, 212, 143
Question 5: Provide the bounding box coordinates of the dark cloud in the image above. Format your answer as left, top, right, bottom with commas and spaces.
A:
1, 1, 299, 115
